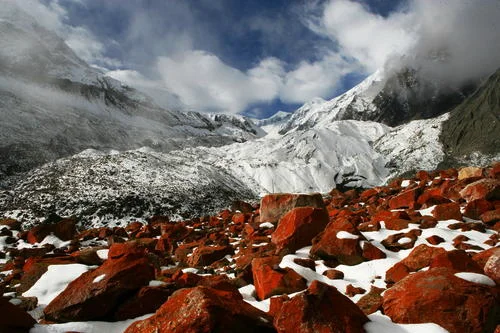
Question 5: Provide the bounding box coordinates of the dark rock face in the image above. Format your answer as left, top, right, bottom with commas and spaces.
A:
440, 68, 500, 161
369, 68, 475, 127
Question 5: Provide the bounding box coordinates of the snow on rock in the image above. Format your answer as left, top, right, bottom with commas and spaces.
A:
23, 264, 93, 306
374, 114, 449, 178
454, 272, 496, 286
29, 314, 153, 333
336, 231, 360, 240
365, 312, 449, 333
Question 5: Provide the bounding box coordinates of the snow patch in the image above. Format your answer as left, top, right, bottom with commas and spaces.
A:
454, 272, 496, 286
336, 231, 359, 240
23, 264, 93, 306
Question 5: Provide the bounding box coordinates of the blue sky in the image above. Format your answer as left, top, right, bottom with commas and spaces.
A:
27, 0, 500, 118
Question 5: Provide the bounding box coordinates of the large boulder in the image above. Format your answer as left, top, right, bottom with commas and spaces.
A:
26, 217, 77, 244
383, 267, 499, 333
187, 245, 234, 267
260, 193, 325, 223
44, 254, 155, 322
124, 286, 275, 333
484, 250, 500, 285
0, 298, 36, 333
310, 218, 364, 265
460, 179, 500, 202
385, 244, 447, 284
271, 207, 329, 255
273, 280, 369, 333
252, 256, 307, 300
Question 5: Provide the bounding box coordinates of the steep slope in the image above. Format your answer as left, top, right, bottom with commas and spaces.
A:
370, 68, 475, 127
0, 4, 261, 177
279, 67, 476, 132
0, 119, 390, 226
440, 68, 500, 164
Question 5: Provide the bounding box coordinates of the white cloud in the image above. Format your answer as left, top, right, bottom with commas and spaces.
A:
9, 0, 121, 69
309, 0, 500, 87
280, 53, 357, 103
156, 51, 284, 113
106, 69, 183, 109
153, 50, 357, 113
310, 0, 415, 72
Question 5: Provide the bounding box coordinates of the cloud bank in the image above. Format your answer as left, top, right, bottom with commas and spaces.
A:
9, 0, 500, 115
315, 0, 500, 88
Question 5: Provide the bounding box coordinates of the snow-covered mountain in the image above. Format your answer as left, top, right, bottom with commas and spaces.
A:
0, 3, 262, 177
0, 3, 498, 226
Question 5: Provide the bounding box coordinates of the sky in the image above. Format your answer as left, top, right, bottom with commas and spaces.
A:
11, 0, 500, 118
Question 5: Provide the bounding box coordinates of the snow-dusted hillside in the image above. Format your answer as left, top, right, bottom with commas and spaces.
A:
279, 71, 384, 134
0, 3, 263, 176
0, 118, 390, 226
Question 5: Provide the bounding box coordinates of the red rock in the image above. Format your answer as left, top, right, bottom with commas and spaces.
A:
473, 248, 500, 269
458, 166, 484, 180
323, 269, 344, 280
268, 295, 290, 317
384, 218, 409, 231
293, 258, 316, 271
252, 256, 307, 300
273, 280, 369, 333
271, 207, 329, 255
357, 221, 380, 232
345, 284, 366, 297
402, 244, 447, 271
124, 286, 275, 333
187, 245, 234, 267
429, 250, 484, 273
439, 168, 458, 179
260, 193, 325, 223
26, 217, 77, 244
232, 213, 247, 225
356, 286, 385, 315
0, 218, 21, 230
0, 297, 36, 333
463, 199, 495, 220
432, 202, 462, 221
70, 248, 103, 266
483, 250, 500, 284
125, 221, 143, 234
18, 257, 76, 293
383, 267, 499, 333
388, 188, 421, 210
44, 255, 155, 322
385, 244, 448, 284
381, 230, 420, 252
114, 285, 175, 321
310, 218, 364, 265
481, 209, 500, 224
108, 241, 148, 260
416, 170, 431, 182
489, 162, 500, 179
460, 178, 500, 202
160, 222, 190, 242
417, 187, 451, 208
362, 242, 386, 260
426, 235, 445, 245
385, 262, 411, 284
231, 200, 254, 213
360, 188, 378, 201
